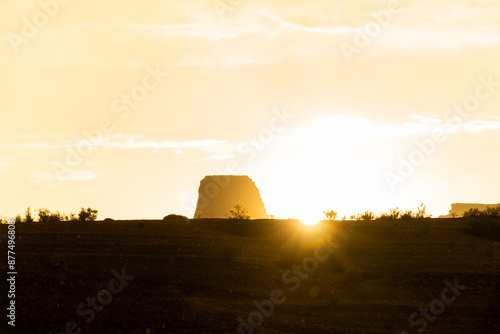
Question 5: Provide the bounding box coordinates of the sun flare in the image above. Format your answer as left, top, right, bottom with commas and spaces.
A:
300, 218, 321, 226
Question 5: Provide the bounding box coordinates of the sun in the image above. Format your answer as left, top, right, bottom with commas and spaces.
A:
300, 217, 321, 226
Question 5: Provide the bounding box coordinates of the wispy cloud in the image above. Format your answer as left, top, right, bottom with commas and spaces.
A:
463, 120, 500, 132
114, 138, 227, 149
259, 10, 355, 36
4, 1, 499, 70
30, 170, 97, 182
203, 154, 235, 161
290, 114, 500, 144
409, 114, 443, 124
0, 135, 227, 151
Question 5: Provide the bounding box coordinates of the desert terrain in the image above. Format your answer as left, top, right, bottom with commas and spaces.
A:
1, 218, 499, 334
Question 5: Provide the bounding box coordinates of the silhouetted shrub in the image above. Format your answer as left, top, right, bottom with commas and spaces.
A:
25, 207, 34, 223
163, 214, 189, 221
463, 206, 500, 218
227, 202, 251, 219
485, 206, 500, 218
350, 211, 375, 221
376, 205, 431, 220
389, 207, 402, 219
67, 212, 77, 221
323, 210, 338, 220
37, 208, 64, 223
463, 208, 481, 218
377, 213, 390, 220
78, 207, 98, 222
9, 207, 89, 223
413, 203, 431, 218
400, 210, 413, 220
361, 211, 375, 221
376, 208, 401, 220
103, 218, 115, 222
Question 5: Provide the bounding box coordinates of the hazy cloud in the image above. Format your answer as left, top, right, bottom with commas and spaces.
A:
30, 170, 97, 182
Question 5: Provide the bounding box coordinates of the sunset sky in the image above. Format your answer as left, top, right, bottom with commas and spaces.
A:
1, 0, 500, 221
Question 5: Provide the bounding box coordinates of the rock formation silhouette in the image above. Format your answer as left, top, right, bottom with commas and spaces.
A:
194, 175, 268, 219
442, 203, 500, 217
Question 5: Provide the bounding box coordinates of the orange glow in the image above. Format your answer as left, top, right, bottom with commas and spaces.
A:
300, 219, 320, 226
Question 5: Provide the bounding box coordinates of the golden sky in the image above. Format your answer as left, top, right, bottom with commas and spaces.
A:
1, 0, 500, 220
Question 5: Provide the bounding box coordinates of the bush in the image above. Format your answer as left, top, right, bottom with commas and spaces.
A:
389, 208, 401, 219
362, 211, 375, 221
463, 206, 500, 218
400, 210, 413, 220
67, 212, 77, 221
227, 202, 251, 219
377, 208, 401, 220
78, 207, 98, 222
9, 207, 93, 223
377, 212, 390, 220
350, 211, 375, 221
485, 206, 500, 218
37, 208, 64, 223
413, 203, 431, 219
25, 207, 34, 223
163, 214, 189, 221
375, 205, 431, 220
323, 210, 338, 220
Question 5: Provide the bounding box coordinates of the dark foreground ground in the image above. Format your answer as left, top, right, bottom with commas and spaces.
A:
0, 218, 499, 334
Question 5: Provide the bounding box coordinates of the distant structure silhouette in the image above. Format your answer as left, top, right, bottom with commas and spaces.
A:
194, 175, 268, 219
440, 203, 500, 218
